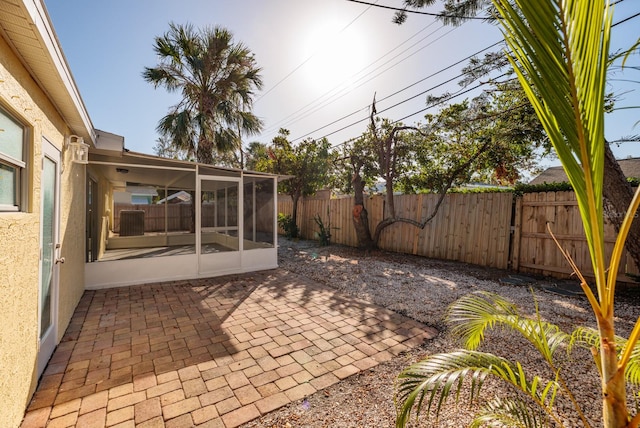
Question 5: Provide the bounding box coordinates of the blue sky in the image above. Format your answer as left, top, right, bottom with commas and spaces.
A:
45, 1, 639, 167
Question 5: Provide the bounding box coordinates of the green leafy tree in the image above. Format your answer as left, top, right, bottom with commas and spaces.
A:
396, 1, 640, 427
255, 129, 332, 238
402, 83, 548, 193
333, 135, 378, 248
143, 22, 263, 165
395, 0, 640, 273
153, 135, 192, 161
244, 141, 270, 171
340, 90, 542, 249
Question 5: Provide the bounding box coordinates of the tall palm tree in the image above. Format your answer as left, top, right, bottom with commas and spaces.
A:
143, 22, 263, 165
396, 1, 640, 427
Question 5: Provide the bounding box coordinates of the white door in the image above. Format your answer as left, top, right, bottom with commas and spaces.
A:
38, 139, 60, 377
197, 176, 242, 276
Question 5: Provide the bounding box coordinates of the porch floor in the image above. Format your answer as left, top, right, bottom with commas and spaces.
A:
98, 243, 226, 261
21, 269, 436, 428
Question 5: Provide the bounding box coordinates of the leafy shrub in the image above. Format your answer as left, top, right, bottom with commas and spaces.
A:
447, 186, 514, 194
513, 182, 574, 195
313, 214, 331, 246
515, 178, 639, 196
277, 213, 299, 238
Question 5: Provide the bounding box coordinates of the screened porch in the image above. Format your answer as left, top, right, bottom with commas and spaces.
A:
85, 151, 279, 289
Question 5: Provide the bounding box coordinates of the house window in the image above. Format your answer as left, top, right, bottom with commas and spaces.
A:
0, 107, 26, 211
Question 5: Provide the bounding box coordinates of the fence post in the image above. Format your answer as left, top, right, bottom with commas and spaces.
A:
510, 195, 523, 271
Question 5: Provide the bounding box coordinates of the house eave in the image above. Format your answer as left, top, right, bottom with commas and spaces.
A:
0, 0, 95, 144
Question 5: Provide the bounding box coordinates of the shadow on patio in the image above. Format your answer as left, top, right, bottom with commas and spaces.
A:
21, 269, 436, 428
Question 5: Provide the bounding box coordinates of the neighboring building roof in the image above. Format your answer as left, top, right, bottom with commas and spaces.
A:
125, 186, 158, 197
529, 157, 640, 185
156, 190, 191, 204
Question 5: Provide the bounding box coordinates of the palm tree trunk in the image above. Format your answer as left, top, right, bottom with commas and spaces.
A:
197, 137, 214, 165
599, 313, 629, 427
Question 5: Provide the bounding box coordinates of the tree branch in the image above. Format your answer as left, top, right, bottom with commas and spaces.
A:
372, 136, 493, 243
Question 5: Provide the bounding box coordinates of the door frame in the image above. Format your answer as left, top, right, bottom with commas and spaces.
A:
37, 138, 61, 377
196, 173, 243, 276
86, 175, 98, 262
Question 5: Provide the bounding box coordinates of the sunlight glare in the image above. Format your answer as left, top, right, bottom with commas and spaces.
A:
299, 20, 369, 94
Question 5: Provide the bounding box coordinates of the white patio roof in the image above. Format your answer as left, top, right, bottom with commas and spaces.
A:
89, 150, 282, 190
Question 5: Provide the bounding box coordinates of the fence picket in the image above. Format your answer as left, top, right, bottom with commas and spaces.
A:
107, 190, 640, 285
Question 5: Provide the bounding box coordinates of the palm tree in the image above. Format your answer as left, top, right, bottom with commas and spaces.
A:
143, 22, 263, 165
396, 1, 640, 427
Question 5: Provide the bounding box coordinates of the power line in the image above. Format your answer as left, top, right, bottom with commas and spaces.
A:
289, 40, 503, 142
261, 0, 481, 141
262, 21, 443, 136
349, 0, 630, 21
287, 8, 639, 144
345, 0, 490, 20
255, 1, 378, 104
612, 11, 640, 27
282, 26, 458, 139
321, 72, 508, 147
393, 73, 508, 123
315, 6, 638, 146
272, 4, 638, 147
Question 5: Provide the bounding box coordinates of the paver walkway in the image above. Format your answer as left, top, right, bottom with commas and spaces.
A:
21, 269, 436, 428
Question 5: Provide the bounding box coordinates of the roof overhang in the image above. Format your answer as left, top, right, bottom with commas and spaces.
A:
89, 150, 280, 190
0, 0, 95, 144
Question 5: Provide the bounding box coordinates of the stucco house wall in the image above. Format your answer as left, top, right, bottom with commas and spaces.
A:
1, 2, 279, 426
0, 12, 87, 428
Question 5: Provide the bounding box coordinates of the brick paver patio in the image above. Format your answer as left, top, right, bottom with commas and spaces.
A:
21, 269, 436, 428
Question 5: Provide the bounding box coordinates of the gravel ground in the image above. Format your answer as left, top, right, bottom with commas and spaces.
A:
242, 238, 640, 427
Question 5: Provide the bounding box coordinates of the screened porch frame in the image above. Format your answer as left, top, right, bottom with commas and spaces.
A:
85, 151, 279, 289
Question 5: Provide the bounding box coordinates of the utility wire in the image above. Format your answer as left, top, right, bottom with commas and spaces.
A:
282, 26, 458, 139
266, 0, 505, 135
349, 0, 630, 20
289, 40, 503, 142
321, 72, 508, 145
262, 21, 443, 136
288, 9, 638, 144
346, 0, 490, 20
256, 1, 377, 104
277, 3, 637, 147
612, 11, 640, 27
393, 73, 507, 123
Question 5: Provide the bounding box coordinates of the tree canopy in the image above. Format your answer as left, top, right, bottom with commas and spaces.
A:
143, 22, 263, 165
253, 129, 332, 238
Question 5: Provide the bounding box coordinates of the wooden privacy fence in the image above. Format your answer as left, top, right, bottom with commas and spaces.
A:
514, 191, 639, 281
114, 203, 192, 233
279, 191, 639, 284
113, 203, 240, 233
279, 192, 514, 270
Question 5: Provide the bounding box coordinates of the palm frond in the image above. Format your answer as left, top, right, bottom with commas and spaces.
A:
571, 326, 640, 387
493, 0, 610, 302
471, 396, 552, 428
156, 110, 196, 156
144, 22, 263, 163
447, 292, 569, 359
214, 128, 237, 153
620, 37, 640, 66
395, 350, 559, 427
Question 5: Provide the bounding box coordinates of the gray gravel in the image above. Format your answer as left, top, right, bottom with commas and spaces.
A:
242, 238, 640, 427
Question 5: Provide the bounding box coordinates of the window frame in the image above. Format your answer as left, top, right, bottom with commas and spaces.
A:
0, 106, 28, 212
